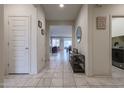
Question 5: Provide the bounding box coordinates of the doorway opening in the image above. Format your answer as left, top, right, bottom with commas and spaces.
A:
111, 16, 124, 78
64, 38, 72, 52
49, 25, 72, 56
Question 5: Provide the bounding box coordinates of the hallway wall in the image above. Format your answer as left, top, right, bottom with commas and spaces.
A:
75, 5, 115, 76
91, 5, 124, 76
36, 5, 46, 72
0, 5, 4, 84
75, 5, 124, 76
91, 5, 111, 76
74, 5, 124, 76
75, 5, 92, 76
75, 5, 88, 55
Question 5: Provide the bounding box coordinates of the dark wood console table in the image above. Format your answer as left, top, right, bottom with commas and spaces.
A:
69, 51, 85, 73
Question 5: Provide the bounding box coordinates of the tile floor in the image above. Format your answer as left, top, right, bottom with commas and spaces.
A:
1, 50, 124, 88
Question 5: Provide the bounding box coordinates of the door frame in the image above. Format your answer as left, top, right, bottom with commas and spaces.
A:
110, 14, 124, 73
7, 16, 31, 74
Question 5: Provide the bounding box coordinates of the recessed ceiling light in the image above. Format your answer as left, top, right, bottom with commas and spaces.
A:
59, 4, 64, 8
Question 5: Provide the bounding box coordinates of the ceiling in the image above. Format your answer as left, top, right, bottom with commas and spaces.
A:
42, 4, 82, 21
50, 25, 72, 37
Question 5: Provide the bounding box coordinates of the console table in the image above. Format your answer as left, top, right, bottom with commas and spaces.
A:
69, 51, 85, 73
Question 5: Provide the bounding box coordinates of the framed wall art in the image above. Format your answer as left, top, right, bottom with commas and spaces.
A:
38, 20, 42, 28
41, 29, 44, 35
96, 16, 106, 30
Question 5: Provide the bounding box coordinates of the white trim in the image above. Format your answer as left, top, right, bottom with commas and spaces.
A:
109, 15, 112, 76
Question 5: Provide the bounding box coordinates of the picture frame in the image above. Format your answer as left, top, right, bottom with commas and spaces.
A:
38, 20, 42, 28
96, 16, 106, 30
41, 29, 44, 35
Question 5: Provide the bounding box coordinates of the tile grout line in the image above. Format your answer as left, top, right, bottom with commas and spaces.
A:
35, 77, 42, 88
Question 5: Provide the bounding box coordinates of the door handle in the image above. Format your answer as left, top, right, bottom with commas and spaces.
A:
25, 47, 29, 50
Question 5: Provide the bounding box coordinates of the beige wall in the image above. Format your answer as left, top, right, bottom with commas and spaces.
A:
92, 5, 111, 76
72, 26, 75, 49
75, 5, 88, 54
0, 5, 4, 85
76, 4, 124, 76
75, 5, 124, 76
36, 5, 46, 72
91, 5, 124, 76
75, 5, 92, 76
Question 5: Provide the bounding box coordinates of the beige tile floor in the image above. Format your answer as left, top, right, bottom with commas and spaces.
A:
1, 50, 124, 88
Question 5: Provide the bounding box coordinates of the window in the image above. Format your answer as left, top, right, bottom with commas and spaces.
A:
64, 38, 72, 48
52, 38, 60, 47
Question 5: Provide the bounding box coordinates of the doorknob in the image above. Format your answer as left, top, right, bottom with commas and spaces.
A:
25, 47, 29, 50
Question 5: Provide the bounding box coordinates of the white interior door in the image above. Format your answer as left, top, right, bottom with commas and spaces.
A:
8, 16, 30, 74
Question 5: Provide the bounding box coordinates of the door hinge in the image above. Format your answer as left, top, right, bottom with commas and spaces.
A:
8, 64, 9, 67
8, 21, 9, 25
